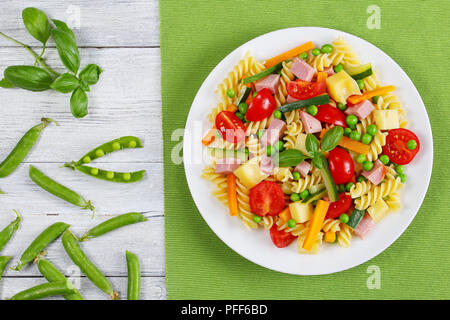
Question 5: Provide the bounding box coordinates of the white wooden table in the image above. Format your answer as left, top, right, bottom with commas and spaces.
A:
0, 0, 166, 299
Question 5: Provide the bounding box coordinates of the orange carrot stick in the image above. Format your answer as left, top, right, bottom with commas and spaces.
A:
265, 41, 314, 68
347, 85, 396, 105
317, 71, 328, 82
279, 207, 291, 223
201, 127, 216, 146
227, 174, 238, 216
302, 200, 329, 251
227, 104, 238, 112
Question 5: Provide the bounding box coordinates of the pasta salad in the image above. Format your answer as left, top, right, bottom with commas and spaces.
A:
201, 37, 420, 254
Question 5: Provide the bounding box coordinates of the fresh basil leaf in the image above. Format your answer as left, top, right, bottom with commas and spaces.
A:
79, 64, 102, 85
50, 73, 79, 93
312, 152, 324, 169
0, 78, 15, 88
52, 27, 80, 74
51, 19, 76, 41
70, 88, 88, 118
4, 66, 52, 91
278, 149, 308, 167
79, 80, 90, 92
22, 7, 51, 45
321, 126, 344, 152
305, 134, 320, 157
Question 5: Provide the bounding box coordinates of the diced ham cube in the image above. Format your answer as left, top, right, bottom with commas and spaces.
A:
290, 58, 315, 82
286, 95, 299, 104
344, 99, 374, 120
324, 66, 335, 76
299, 111, 322, 133
259, 155, 274, 175
260, 119, 286, 147
354, 214, 374, 239
294, 161, 311, 178
362, 160, 387, 185
254, 74, 280, 95
215, 158, 242, 174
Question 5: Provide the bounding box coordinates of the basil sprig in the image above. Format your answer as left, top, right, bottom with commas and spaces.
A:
0, 7, 102, 118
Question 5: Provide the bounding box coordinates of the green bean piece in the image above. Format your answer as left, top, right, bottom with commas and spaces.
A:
0, 210, 21, 252
0, 118, 57, 178
126, 251, 141, 300
0, 256, 11, 281
72, 136, 143, 165
10, 280, 76, 300
69, 165, 146, 183
12, 222, 70, 271
37, 258, 83, 300
29, 165, 95, 215
80, 212, 147, 241
62, 230, 117, 299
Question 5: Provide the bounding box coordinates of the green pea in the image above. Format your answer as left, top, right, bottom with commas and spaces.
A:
361, 133, 372, 144
253, 91, 258, 98
306, 105, 318, 116
106, 171, 115, 179
95, 149, 105, 158
257, 129, 265, 139
395, 165, 405, 174
226, 89, 235, 98
344, 128, 352, 136
356, 154, 366, 163
235, 111, 244, 121
292, 171, 301, 180
379, 154, 390, 165
290, 193, 300, 202
362, 161, 374, 171
337, 102, 347, 111
299, 52, 308, 60
357, 175, 367, 182
128, 140, 137, 148
339, 214, 349, 223
274, 141, 284, 152
90, 168, 99, 176
253, 215, 262, 223
345, 182, 354, 192
334, 64, 344, 73
366, 124, 378, 136
398, 173, 407, 183
346, 114, 358, 127
372, 95, 380, 104
82, 156, 91, 164
357, 79, 365, 90
407, 140, 417, 150
238, 103, 248, 114
112, 142, 121, 151
321, 44, 333, 54
123, 173, 131, 181
311, 48, 321, 56
273, 110, 282, 119
266, 146, 273, 156
349, 130, 361, 141
287, 219, 297, 228
299, 189, 309, 200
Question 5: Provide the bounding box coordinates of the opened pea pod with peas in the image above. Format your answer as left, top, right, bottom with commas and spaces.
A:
0, 7, 149, 300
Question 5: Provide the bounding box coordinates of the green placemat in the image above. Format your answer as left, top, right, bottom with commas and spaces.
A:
161, 0, 450, 299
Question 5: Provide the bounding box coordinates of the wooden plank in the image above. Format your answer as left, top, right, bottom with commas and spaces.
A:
0, 214, 165, 277
0, 0, 160, 47
0, 276, 166, 300
0, 47, 163, 164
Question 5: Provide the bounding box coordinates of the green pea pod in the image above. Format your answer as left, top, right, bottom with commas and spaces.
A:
62, 230, 117, 299
37, 258, 83, 300
0, 210, 21, 252
10, 280, 75, 300
70, 87, 88, 118
0, 118, 57, 178
29, 165, 95, 215
79, 64, 102, 85
0, 256, 11, 281
50, 73, 80, 93
4, 66, 53, 91
126, 251, 141, 300
51, 26, 80, 74
22, 7, 51, 45
80, 212, 147, 241
13, 222, 70, 271
72, 165, 146, 184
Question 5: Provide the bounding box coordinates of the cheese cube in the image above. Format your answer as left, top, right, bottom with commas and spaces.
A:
373, 109, 400, 130
289, 202, 313, 223
233, 158, 269, 189
367, 198, 390, 223
325, 71, 361, 104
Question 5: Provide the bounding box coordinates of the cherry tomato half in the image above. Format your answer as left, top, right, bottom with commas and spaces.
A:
215, 111, 246, 144
328, 147, 355, 184
325, 193, 353, 219
249, 181, 285, 216
269, 224, 297, 248
382, 128, 420, 165
286, 80, 327, 100
246, 88, 277, 122
314, 104, 348, 127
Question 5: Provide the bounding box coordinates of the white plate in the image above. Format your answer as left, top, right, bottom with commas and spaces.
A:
183, 27, 433, 275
